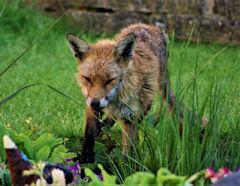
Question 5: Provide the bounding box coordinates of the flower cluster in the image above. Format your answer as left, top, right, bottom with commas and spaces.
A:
65, 158, 81, 184
205, 168, 238, 183
65, 158, 103, 183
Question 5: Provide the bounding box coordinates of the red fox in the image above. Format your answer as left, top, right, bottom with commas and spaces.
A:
67, 23, 187, 163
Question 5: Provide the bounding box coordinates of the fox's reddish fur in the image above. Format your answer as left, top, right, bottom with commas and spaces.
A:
67, 23, 178, 163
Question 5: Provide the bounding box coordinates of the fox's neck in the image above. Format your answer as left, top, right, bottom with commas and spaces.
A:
117, 69, 139, 104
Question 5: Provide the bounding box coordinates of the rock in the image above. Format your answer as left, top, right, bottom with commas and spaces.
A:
211, 171, 240, 186
30, 0, 206, 15
27, 0, 240, 45
167, 15, 240, 45
66, 10, 150, 36
67, 10, 240, 45
214, 0, 240, 19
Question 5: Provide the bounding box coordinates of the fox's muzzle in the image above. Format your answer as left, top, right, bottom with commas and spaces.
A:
86, 81, 122, 111
89, 98, 108, 111
90, 99, 101, 110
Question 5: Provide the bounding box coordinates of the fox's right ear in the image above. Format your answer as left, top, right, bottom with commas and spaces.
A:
66, 33, 90, 62
114, 34, 136, 65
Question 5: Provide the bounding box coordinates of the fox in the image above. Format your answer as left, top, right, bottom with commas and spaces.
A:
66, 23, 201, 163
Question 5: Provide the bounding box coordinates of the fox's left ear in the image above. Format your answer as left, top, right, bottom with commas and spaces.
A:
114, 34, 136, 65
66, 33, 90, 62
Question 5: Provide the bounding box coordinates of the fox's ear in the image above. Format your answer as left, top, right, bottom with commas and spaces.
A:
66, 33, 90, 61
114, 34, 136, 65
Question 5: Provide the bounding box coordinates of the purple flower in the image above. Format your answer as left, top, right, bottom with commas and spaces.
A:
68, 165, 77, 172
236, 168, 240, 172
75, 163, 81, 170
73, 180, 79, 183
0, 166, 3, 169
97, 174, 104, 181
65, 158, 73, 162
74, 172, 81, 177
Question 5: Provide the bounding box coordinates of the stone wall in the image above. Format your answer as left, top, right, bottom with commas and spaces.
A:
32, 0, 240, 44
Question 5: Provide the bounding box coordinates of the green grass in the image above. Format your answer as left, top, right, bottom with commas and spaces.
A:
0, 0, 240, 184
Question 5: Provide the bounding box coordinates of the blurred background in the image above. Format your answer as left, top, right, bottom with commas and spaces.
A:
0, 1, 240, 182
30, 0, 240, 45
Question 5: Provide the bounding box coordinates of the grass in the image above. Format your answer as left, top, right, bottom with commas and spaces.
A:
0, 0, 240, 184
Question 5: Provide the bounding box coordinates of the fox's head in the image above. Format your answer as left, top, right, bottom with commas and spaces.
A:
66, 33, 136, 111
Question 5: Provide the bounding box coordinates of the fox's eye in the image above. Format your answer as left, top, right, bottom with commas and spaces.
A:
105, 78, 116, 86
83, 76, 91, 84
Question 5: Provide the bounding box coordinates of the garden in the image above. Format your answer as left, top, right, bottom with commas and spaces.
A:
0, 1, 240, 185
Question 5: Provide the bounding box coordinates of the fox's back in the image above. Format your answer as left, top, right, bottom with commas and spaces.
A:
103, 24, 168, 118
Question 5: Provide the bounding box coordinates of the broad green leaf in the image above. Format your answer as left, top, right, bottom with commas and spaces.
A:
98, 164, 116, 185
34, 133, 62, 152
157, 168, 186, 186
48, 145, 76, 163
48, 145, 67, 162
124, 172, 156, 186
36, 145, 50, 161
14, 133, 35, 159
85, 168, 104, 186
85, 168, 100, 182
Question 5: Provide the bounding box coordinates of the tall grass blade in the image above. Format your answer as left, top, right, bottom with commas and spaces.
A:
179, 45, 229, 97
0, 83, 81, 107
105, 153, 124, 183
184, 22, 196, 58
0, 0, 8, 17
122, 153, 151, 172
0, 13, 65, 77
198, 83, 211, 123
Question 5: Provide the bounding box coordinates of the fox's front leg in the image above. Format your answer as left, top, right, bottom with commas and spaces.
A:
81, 106, 101, 163
121, 120, 137, 157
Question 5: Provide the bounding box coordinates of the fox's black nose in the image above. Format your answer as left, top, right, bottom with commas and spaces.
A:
90, 99, 100, 110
